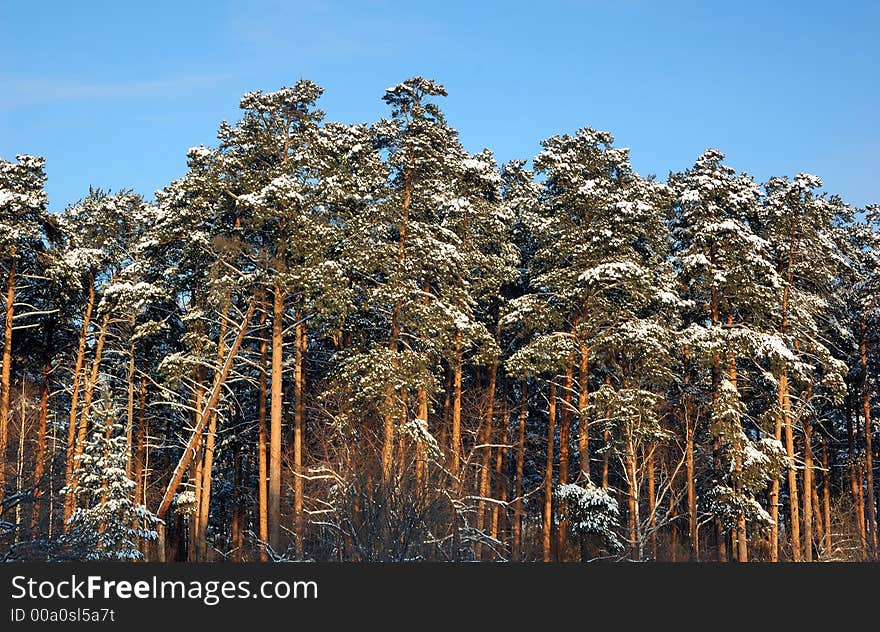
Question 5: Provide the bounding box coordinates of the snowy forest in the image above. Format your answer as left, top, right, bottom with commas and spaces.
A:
1, 77, 879, 562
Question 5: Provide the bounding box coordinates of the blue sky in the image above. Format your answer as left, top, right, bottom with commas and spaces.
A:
1, 0, 877, 211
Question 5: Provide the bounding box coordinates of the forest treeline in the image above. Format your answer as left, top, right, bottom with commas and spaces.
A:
0, 77, 878, 562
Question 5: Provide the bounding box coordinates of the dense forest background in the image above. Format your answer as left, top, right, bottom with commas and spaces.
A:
1, 77, 878, 562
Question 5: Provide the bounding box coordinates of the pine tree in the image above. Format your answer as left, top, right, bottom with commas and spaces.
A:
64, 388, 158, 560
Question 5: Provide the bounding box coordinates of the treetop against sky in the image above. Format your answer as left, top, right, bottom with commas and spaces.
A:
0, 0, 877, 211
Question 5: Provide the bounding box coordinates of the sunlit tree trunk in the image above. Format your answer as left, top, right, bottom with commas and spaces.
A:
491, 383, 508, 549
543, 379, 556, 562
556, 360, 573, 557
382, 172, 411, 486
269, 286, 285, 552
513, 380, 527, 561
861, 319, 877, 553
293, 308, 306, 559
451, 336, 463, 480
683, 345, 698, 560
67, 309, 110, 523
476, 360, 497, 558
31, 359, 51, 532
648, 450, 657, 559
822, 435, 832, 557
256, 297, 269, 561
803, 404, 814, 562
0, 252, 15, 501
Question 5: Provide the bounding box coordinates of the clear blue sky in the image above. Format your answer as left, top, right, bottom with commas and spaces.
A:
1, 0, 877, 211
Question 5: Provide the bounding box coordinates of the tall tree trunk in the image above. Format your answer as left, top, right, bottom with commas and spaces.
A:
543, 379, 556, 562
726, 325, 747, 562
0, 253, 16, 501
269, 286, 285, 553
231, 441, 243, 562
133, 376, 147, 551
125, 315, 136, 479
856, 460, 867, 559
683, 345, 698, 561
64, 274, 95, 520
578, 342, 589, 481
293, 308, 306, 559
822, 435, 832, 558
847, 402, 867, 560
67, 310, 110, 524
670, 486, 679, 562
769, 382, 785, 562
861, 319, 877, 553
257, 298, 269, 561
781, 369, 801, 561
803, 409, 814, 562
155, 300, 255, 534
491, 383, 508, 548
513, 380, 527, 561
556, 360, 573, 557
197, 295, 232, 561
31, 359, 51, 532
476, 360, 497, 559
601, 375, 611, 490
381, 171, 412, 487
626, 434, 638, 559
451, 336, 463, 480
647, 450, 657, 560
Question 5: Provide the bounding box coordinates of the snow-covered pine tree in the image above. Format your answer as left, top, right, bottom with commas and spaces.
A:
754, 173, 851, 561
0, 155, 49, 503
505, 128, 675, 560
64, 388, 158, 560
216, 80, 330, 558
670, 149, 787, 561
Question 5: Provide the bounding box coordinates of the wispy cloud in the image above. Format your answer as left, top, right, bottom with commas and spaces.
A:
0, 74, 227, 110
225, 0, 440, 59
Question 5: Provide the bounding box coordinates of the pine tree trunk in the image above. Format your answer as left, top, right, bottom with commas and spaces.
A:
197, 295, 232, 561
683, 346, 698, 560
648, 450, 657, 560
64, 274, 95, 520
513, 380, 527, 561
856, 460, 867, 559
257, 298, 269, 561
601, 375, 611, 491
0, 253, 16, 501
381, 171, 412, 487
451, 336, 463, 481
626, 435, 638, 559
543, 379, 556, 562
156, 300, 255, 525
781, 369, 801, 561
31, 359, 50, 532
803, 410, 814, 562
769, 385, 785, 562
727, 329, 747, 562
811, 476, 823, 555
133, 376, 147, 549
578, 342, 589, 481
861, 319, 877, 553
822, 435, 832, 557
269, 286, 285, 553
556, 361, 573, 557
670, 486, 679, 562
126, 315, 136, 479
67, 310, 110, 523
231, 442, 243, 561
476, 360, 497, 559
293, 309, 306, 559
847, 401, 867, 560
491, 383, 508, 549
